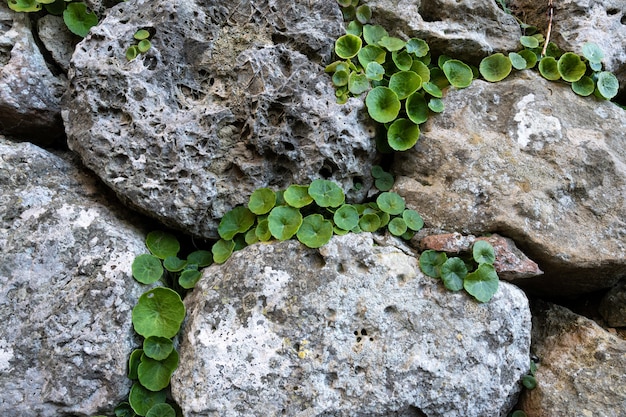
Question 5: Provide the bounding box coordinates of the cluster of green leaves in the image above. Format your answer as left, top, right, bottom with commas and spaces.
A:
126, 29, 153, 61
507, 359, 539, 417
7, 0, 98, 37
419, 240, 500, 302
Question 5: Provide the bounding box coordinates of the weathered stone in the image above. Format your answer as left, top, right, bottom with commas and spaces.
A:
418, 233, 543, 281
509, 0, 626, 99
393, 70, 626, 297
172, 233, 531, 417
366, 0, 521, 64
0, 137, 149, 416
0, 2, 66, 141
518, 301, 626, 416
37, 14, 75, 73
63, 0, 378, 239
599, 280, 626, 327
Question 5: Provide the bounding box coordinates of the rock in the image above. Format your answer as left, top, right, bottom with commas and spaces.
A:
599, 280, 626, 327
0, 137, 149, 416
63, 0, 378, 239
509, 0, 626, 99
393, 70, 626, 297
37, 14, 76, 73
518, 301, 626, 416
366, 0, 521, 64
0, 2, 66, 141
172, 233, 531, 417
418, 233, 543, 281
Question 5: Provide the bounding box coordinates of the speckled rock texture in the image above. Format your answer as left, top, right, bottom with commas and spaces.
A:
62, 0, 378, 239
0, 2, 66, 141
0, 137, 149, 416
518, 301, 626, 417
172, 233, 531, 417
599, 280, 626, 327
393, 71, 626, 297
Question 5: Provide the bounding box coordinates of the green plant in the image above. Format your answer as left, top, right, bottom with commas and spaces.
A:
419, 240, 500, 302
127, 29, 153, 61
7, 0, 98, 37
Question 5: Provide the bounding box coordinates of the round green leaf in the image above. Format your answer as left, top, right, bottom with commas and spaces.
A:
284, 184, 314, 208
245, 228, 259, 245
7, 0, 41, 12
440, 257, 467, 291
365, 62, 385, 81
479, 53, 512, 82
143, 336, 174, 361
389, 71, 422, 99
355, 4, 372, 24
114, 402, 135, 417
571, 76, 595, 97
442, 59, 473, 88
248, 188, 276, 215
308, 179, 345, 208
422, 81, 442, 98
429, 67, 450, 89
218, 206, 255, 240
520, 35, 539, 48
387, 217, 407, 236
134, 29, 151, 40
162, 256, 186, 273
212, 239, 235, 264
346, 20, 363, 36
387, 118, 420, 151
428, 98, 444, 113
544, 42, 563, 59
518, 49, 538, 69
138, 349, 179, 392
405, 92, 429, 125
589, 61, 603, 71
538, 56, 560, 81
375, 172, 395, 191
557, 52, 586, 83
419, 250, 448, 278
44, 0, 66, 15
63, 2, 98, 37
522, 375, 538, 390
363, 24, 389, 45
473, 240, 496, 264
128, 349, 143, 379
129, 383, 167, 416
582, 42, 604, 63
358, 44, 386, 68
511, 411, 528, 417
126, 45, 140, 61
508, 52, 527, 70
392, 50, 413, 71
365, 86, 401, 123
332, 70, 349, 87
138, 40, 152, 53
132, 254, 163, 284
255, 219, 272, 241
145, 403, 176, 417
359, 213, 381, 232
268, 206, 303, 240
371, 165, 385, 178
132, 288, 186, 339
464, 263, 499, 303
335, 34, 362, 59
376, 192, 406, 215
349, 71, 370, 95
333, 204, 360, 231
297, 214, 334, 248
595, 71, 619, 100
336, 0, 352, 6
186, 250, 213, 267
378, 36, 405, 51
146, 231, 180, 259
402, 209, 424, 231
179, 268, 202, 289
410, 60, 431, 83
405, 38, 429, 57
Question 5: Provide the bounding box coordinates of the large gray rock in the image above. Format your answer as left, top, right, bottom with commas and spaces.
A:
518, 301, 626, 416
0, 2, 66, 141
63, 0, 377, 239
393, 70, 626, 297
172, 233, 531, 417
366, 0, 521, 64
0, 137, 148, 416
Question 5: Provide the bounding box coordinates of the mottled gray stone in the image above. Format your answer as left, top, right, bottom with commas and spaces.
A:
37, 14, 75, 73
393, 71, 626, 297
518, 301, 626, 416
172, 233, 531, 417
599, 280, 626, 327
0, 137, 148, 416
0, 2, 66, 141
63, 0, 377, 239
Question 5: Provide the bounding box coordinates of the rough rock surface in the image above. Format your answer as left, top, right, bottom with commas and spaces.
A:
172, 233, 531, 417
393, 71, 626, 297
0, 137, 148, 416
518, 301, 626, 416
0, 2, 66, 140
63, 0, 377, 239
599, 280, 626, 327
37, 14, 75, 73
366, 0, 521, 64
509, 0, 626, 98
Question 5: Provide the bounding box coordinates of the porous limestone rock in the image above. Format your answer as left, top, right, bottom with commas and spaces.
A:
366, 0, 521, 64
393, 70, 626, 297
172, 233, 531, 417
63, 0, 377, 239
518, 301, 626, 416
0, 2, 66, 141
37, 14, 75, 73
0, 137, 149, 416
